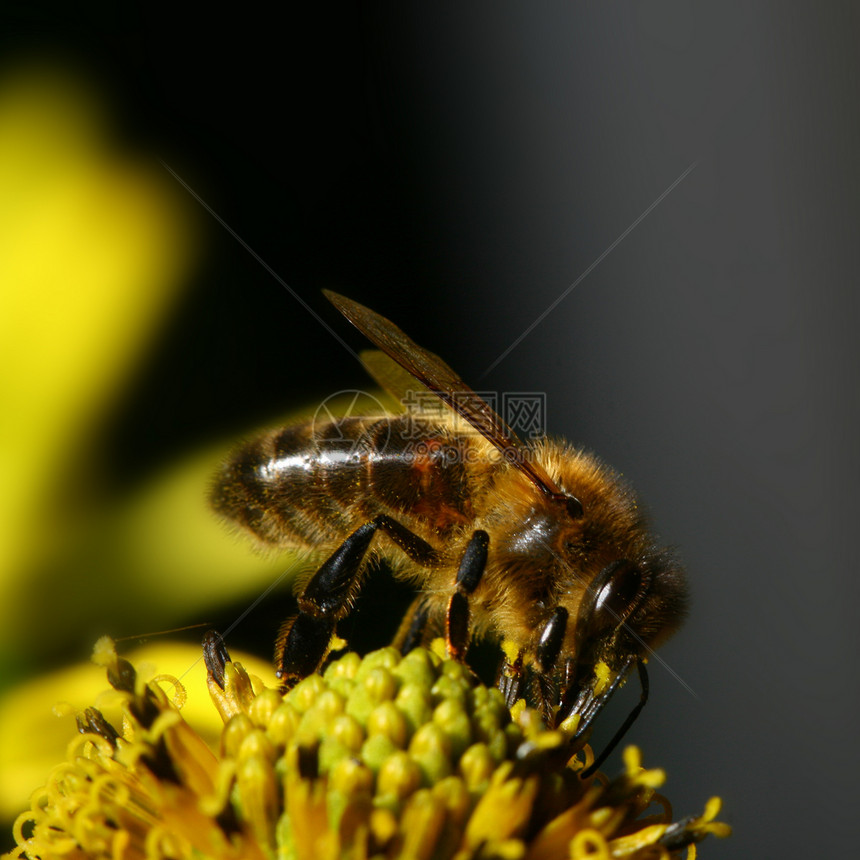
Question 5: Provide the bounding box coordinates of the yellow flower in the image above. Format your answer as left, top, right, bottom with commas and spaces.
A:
0, 62, 294, 672
6, 638, 730, 860
0, 65, 195, 639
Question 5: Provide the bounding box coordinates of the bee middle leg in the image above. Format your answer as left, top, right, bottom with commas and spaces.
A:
445, 529, 489, 662
275, 515, 440, 685
394, 530, 491, 663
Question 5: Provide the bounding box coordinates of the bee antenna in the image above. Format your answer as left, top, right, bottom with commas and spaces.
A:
113, 622, 214, 644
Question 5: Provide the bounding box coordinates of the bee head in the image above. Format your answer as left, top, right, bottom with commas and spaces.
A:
534, 552, 688, 732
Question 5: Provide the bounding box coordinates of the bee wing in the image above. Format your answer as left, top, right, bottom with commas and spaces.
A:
325, 290, 564, 499
359, 349, 420, 406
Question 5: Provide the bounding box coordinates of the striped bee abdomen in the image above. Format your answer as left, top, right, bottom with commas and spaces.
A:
210, 414, 475, 549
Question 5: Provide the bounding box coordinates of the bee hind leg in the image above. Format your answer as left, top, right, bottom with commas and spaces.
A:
445, 530, 489, 662
275, 516, 440, 686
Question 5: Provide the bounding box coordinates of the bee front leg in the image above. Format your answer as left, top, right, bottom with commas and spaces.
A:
445, 530, 489, 662
275, 516, 440, 686
496, 640, 525, 708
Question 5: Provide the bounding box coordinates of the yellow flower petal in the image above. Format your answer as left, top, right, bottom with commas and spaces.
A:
0, 65, 196, 653
0, 641, 271, 819
5, 640, 730, 859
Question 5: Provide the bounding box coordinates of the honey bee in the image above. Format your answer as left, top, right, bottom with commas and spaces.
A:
211, 291, 687, 764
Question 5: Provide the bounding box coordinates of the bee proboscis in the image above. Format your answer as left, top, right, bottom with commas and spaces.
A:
211, 291, 688, 767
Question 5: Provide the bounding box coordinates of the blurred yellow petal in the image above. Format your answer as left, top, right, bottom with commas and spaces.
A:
4, 416, 308, 661
113, 427, 310, 616
0, 65, 196, 650
67, 432, 305, 636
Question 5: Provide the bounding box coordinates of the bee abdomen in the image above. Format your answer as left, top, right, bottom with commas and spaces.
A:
211, 416, 382, 546
365, 416, 474, 529
211, 413, 476, 548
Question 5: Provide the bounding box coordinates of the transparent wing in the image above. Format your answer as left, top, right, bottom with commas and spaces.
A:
325, 290, 565, 499
359, 349, 418, 405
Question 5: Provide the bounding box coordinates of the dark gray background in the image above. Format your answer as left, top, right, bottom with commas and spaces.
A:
6, 4, 859, 856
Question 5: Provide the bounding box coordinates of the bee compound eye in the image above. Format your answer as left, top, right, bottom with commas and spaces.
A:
591, 560, 645, 632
